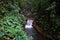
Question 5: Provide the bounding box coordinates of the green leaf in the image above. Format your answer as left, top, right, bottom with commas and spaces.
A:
0, 32, 4, 37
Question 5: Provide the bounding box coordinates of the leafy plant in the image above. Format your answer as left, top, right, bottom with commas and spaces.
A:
0, 0, 29, 40
0, 13, 29, 40
0, 32, 4, 37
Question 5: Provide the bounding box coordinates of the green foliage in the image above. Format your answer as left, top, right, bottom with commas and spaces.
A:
0, 13, 29, 40
46, 2, 56, 10
36, 1, 56, 31
30, 0, 49, 11
0, 32, 4, 37
0, 0, 29, 40
20, 0, 27, 7
33, 0, 59, 40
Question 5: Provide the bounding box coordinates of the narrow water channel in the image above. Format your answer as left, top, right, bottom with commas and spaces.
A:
25, 19, 40, 40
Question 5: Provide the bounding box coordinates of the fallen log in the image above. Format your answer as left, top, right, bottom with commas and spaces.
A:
32, 21, 47, 40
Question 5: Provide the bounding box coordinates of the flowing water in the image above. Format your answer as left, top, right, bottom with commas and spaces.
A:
25, 19, 40, 40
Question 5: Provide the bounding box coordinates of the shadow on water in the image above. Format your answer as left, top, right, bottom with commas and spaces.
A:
25, 19, 41, 40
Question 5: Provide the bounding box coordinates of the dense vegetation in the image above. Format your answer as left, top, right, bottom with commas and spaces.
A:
35, 1, 56, 40
29, 0, 59, 40
22, 0, 59, 40
0, 0, 29, 40
0, 0, 59, 40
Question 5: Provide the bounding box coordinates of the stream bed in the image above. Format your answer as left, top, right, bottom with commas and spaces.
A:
25, 19, 41, 40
